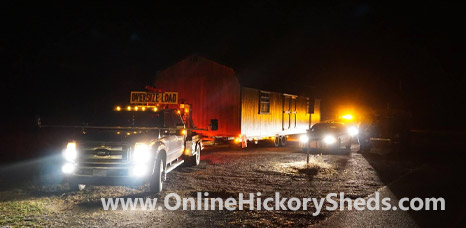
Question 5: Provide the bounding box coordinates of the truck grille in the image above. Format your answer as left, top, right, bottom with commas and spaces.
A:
78, 141, 130, 164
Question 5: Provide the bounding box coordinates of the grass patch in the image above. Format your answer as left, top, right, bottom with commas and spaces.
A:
0, 200, 48, 227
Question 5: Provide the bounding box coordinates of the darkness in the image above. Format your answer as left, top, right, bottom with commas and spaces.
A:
2, 1, 465, 131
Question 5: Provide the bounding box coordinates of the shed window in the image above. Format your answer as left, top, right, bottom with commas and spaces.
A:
259, 92, 270, 114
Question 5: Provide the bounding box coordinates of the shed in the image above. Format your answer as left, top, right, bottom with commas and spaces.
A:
154, 55, 320, 140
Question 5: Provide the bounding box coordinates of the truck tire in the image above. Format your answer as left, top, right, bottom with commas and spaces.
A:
150, 158, 164, 193
187, 145, 200, 166
280, 136, 287, 146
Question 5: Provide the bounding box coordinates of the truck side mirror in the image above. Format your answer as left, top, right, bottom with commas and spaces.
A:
210, 119, 218, 131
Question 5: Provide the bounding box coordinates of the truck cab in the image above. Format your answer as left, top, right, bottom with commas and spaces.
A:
61, 108, 201, 193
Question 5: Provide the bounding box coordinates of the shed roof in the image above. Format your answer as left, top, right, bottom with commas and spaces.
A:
157, 54, 311, 97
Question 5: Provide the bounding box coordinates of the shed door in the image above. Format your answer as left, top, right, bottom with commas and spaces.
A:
282, 96, 297, 131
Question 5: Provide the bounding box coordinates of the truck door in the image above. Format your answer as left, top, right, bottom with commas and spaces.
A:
171, 112, 185, 157
162, 111, 182, 162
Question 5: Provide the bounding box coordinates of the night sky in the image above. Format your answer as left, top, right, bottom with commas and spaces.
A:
2, 1, 465, 130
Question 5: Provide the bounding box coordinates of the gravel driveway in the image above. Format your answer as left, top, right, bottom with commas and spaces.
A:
1, 143, 419, 227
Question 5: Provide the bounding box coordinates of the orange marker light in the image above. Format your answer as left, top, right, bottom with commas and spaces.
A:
127, 106, 131, 111
342, 114, 353, 120
115, 106, 121, 111
181, 129, 187, 135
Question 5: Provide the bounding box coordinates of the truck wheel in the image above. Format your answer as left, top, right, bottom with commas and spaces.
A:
187, 145, 200, 166
280, 136, 287, 146
274, 137, 280, 147
150, 158, 163, 193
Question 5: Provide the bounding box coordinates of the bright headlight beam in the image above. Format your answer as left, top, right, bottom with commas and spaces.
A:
62, 163, 75, 174
63, 142, 77, 162
133, 143, 151, 163
348, 126, 359, 136
323, 135, 336, 144
132, 165, 148, 177
299, 135, 309, 143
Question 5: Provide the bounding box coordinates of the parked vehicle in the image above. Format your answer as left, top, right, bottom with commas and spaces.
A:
299, 122, 353, 153
359, 111, 410, 154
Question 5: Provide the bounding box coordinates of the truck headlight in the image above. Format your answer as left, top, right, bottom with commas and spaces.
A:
63, 142, 77, 162
323, 135, 336, 144
299, 135, 309, 143
133, 143, 151, 163
347, 126, 359, 136
132, 165, 148, 177
62, 163, 75, 174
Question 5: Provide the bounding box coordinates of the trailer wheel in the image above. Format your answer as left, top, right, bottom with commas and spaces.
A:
149, 158, 164, 193
280, 136, 287, 146
274, 137, 280, 147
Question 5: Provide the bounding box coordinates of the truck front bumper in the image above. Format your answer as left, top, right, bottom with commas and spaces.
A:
64, 166, 152, 186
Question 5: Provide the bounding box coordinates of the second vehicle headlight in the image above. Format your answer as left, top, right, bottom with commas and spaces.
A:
323, 135, 336, 144
299, 135, 309, 143
133, 143, 151, 163
347, 126, 359, 137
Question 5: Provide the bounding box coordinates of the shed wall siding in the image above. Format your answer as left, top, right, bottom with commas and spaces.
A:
241, 87, 310, 138
154, 56, 241, 137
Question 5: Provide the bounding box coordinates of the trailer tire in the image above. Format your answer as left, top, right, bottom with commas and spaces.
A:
274, 137, 280, 147
149, 158, 164, 193
280, 136, 287, 146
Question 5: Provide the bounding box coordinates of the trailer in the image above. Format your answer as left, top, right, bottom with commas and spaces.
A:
154, 55, 320, 146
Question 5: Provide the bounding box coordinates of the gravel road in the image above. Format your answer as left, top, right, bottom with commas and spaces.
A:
0, 143, 422, 227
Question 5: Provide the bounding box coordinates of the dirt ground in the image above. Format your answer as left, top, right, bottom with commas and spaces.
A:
0, 142, 426, 227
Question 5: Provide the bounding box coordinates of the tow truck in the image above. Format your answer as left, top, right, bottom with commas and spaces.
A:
43, 90, 215, 193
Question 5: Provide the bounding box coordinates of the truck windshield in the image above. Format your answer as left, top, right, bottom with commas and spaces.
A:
89, 111, 163, 127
